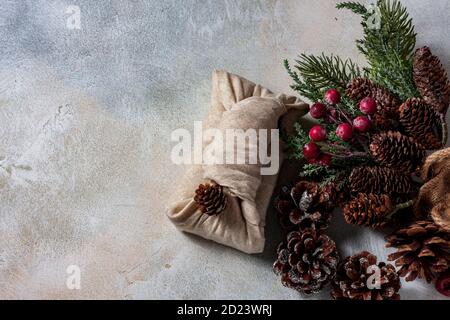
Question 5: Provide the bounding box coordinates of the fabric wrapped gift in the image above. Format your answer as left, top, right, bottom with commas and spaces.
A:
166, 70, 308, 254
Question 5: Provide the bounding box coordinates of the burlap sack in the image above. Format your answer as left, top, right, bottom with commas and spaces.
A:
415, 148, 450, 231
166, 70, 308, 254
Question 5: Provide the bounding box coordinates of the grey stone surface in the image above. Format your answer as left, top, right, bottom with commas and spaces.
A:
0, 0, 449, 299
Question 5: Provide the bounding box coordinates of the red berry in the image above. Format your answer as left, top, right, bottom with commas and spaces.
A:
307, 158, 318, 164
303, 142, 320, 160
309, 125, 327, 142
325, 89, 341, 105
318, 153, 332, 166
436, 274, 450, 297
328, 108, 338, 118
353, 116, 372, 133
309, 102, 327, 119
336, 123, 353, 141
359, 97, 377, 114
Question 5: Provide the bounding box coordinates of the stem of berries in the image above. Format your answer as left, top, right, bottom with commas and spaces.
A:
302, 89, 376, 166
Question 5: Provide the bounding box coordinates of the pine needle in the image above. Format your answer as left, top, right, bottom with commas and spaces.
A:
337, 0, 419, 100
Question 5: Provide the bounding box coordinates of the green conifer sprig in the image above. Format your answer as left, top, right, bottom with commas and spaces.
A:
284, 53, 361, 104
337, 0, 419, 100
336, 2, 368, 15
284, 0, 422, 188
286, 123, 310, 161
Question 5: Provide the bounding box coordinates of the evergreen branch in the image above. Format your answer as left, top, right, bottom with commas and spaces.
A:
284, 54, 361, 103
286, 123, 310, 160
301, 163, 349, 189
336, 2, 368, 15
284, 59, 322, 102
339, 0, 419, 100
300, 164, 328, 178
294, 53, 361, 93
319, 171, 348, 188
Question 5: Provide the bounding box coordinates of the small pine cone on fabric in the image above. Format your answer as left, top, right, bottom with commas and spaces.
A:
399, 98, 443, 150
386, 220, 450, 283
276, 181, 337, 231
342, 194, 393, 229
370, 131, 426, 174
346, 77, 399, 118
331, 251, 401, 300
194, 182, 227, 216
273, 229, 339, 294
349, 167, 415, 196
413, 46, 450, 114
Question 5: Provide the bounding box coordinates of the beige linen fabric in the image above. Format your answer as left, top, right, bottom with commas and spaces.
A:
166, 70, 308, 253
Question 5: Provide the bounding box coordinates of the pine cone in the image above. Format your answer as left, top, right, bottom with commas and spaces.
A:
370, 131, 426, 174
276, 181, 336, 231
331, 251, 401, 300
399, 98, 443, 150
194, 183, 227, 216
273, 229, 339, 294
346, 77, 399, 118
386, 220, 450, 283
413, 46, 450, 114
349, 167, 415, 196
372, 113, 398, 131
342, 194, 393, 229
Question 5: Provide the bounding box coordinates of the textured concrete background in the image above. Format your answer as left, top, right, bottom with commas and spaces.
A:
0, 0, 449, 299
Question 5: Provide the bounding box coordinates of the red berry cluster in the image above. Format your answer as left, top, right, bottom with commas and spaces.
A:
303, 89, 377, 166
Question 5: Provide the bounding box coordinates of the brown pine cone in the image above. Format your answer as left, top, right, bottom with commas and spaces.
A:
331, 251, 401, 300
370, 131, 426, 174
276, 181, 337, 231
386, 220, 450, 283
342, 194, 393, 229
349, 167, 415, 196
194, 183, 227, 216
273, 229, 339, 294
346, 77, 399, 118
399, 98, 443, 150
413, 46, 450, 114
372, 113, 398, 131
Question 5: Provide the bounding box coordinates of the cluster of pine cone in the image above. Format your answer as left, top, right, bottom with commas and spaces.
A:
273, 47, 450, 299
273, 181, 340, 294
274, 181, 405, 299
342, 47, 449, 229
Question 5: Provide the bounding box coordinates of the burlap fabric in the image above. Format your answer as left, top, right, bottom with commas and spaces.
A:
415, 148, 450, 231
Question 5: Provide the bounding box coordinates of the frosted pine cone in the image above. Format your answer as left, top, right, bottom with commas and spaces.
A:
276, 181, 337, 231
331, 251, 401, 300
273, 229, 339, 294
